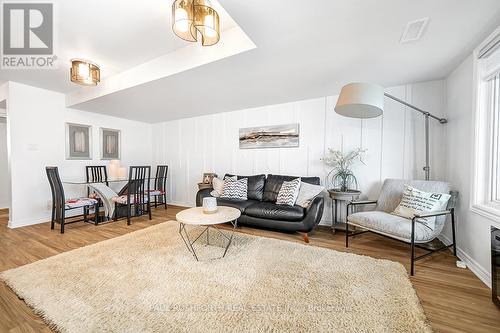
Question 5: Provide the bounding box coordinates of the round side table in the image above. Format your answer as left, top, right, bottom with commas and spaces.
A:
328, 189, 361, 234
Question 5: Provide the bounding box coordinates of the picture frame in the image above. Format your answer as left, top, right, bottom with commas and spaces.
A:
202, 173, 216, 184
239, 123, 300, 149
65, 123, 92, 160
100, 128, 121, 160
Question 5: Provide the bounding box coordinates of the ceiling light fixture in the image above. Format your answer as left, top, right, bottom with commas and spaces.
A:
70, 59, 100, 86
172, 0, 220, 46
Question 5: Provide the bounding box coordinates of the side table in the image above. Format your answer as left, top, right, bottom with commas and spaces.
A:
198, 183, 213, 191
328, 189, 361, 234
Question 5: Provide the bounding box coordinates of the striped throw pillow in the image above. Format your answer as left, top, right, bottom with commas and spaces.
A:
221, 178, 248, 200
276, 178, 301, 206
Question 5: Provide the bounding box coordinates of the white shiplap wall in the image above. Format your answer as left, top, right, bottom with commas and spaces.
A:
152, 80, 447, 225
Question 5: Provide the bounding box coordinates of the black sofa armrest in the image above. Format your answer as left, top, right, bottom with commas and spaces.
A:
195, 188, 213, 207
302, 195, 325, 232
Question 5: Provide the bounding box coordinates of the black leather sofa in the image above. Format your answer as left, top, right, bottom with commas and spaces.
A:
196, 174, 324, 242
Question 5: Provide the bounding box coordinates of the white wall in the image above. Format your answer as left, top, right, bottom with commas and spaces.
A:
152, 80, 447, 225
441, 55, 496, 287
0, 111, 9, 209
6, 82, 153, 228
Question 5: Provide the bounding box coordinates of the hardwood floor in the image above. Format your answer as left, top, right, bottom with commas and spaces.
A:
0, 206, 498, 332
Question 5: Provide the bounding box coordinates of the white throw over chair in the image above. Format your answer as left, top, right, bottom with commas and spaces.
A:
346, 179, 457, 275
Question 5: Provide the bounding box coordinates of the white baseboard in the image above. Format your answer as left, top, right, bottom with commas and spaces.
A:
9, 216, 48, 228
167, 201, 191, 208
438, 234, 491, 289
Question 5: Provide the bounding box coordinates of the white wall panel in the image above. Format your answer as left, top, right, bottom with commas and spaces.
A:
152, 81, 446, 225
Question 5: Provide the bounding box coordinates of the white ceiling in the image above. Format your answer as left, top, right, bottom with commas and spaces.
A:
0, 0, 237, 93
2, 0, 500, 123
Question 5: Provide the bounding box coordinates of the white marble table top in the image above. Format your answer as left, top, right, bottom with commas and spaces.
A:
176, 207, 241, 225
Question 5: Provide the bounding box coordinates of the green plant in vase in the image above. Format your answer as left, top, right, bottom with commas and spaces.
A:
322, 148, 367, 192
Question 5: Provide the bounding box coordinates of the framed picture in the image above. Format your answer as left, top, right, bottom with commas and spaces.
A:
65, 123, 92, 160
202, 173, 217, 184
100, 128, 121, 160
239, 123, 300, 149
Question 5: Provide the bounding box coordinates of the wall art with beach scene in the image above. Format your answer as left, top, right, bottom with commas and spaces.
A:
239, 123, 300, 149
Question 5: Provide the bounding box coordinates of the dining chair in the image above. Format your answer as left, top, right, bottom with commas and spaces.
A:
46, 167, 99, 234
112, 166, 152, 225
85, 165, 108, 197
85, 165, 109, 220
150, 165, 168, 209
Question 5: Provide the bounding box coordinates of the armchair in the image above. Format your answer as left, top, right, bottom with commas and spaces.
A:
345, 179, 457, 275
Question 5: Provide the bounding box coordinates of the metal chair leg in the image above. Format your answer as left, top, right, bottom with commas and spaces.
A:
127, 202, 131, 225
60, 208, 65, 234
345, 204, 349, 247
50, 204, 55, 230
411, 218, 416, 276
451, 208, 457, 256
94, 204, 99, 226
147, 201, 152, 220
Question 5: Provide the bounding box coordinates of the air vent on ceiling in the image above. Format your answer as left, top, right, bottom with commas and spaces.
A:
400, 17, 429, 43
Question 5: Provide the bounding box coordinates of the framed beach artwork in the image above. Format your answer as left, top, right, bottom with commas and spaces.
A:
100, 128, 121, 160
65, 123, 92, 160
239, 123, 300, 149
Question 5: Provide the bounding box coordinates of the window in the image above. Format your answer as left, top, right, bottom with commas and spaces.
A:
472, 28, 500, 221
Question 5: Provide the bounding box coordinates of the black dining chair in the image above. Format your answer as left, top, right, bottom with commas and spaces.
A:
112, 166, 152, 225
46, 167, 99, 234
85, 165, 108, 220
150, 165, 168, 209
85, 165, 109, 197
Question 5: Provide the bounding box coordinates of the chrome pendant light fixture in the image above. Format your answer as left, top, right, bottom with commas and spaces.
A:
70, 59, 100, 86
172, 0, 220, 46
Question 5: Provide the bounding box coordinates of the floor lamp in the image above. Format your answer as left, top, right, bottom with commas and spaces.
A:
334, 82, 447, 180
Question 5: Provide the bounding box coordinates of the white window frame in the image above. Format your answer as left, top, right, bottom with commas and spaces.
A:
471, 27, 500, 223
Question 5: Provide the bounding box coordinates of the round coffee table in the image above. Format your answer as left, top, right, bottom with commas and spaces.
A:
176, 206, 241, 261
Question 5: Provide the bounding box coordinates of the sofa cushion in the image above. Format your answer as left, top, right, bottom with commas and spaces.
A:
347, 211, 439, 243
263, 174, 320, 202
245, 202, 305, 221
217, 198, 258, 213
226, 174, 266, 201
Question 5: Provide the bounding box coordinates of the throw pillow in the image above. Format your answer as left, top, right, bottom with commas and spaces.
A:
276, 178, 301, 206
210, 175, 236, 197
221, 178, 248, 200
296, 182, 325, 208
391, 185, 451, 230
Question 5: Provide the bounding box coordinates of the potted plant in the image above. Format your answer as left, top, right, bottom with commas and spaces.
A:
322, 148, 366, 194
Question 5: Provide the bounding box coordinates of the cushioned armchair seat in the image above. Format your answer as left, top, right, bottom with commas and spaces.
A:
245, 202, 305, 221
348, 211, 437, 243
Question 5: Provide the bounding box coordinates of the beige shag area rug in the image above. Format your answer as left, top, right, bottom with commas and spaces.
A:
1, 221, 431, 333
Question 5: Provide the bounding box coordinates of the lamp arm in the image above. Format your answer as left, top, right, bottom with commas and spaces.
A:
384, 93, 447, 124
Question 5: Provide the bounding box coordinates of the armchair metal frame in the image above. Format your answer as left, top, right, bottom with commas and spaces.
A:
346, 200, 457, 275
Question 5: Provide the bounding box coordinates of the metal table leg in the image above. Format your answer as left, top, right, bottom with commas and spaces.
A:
178, 219, 238, 261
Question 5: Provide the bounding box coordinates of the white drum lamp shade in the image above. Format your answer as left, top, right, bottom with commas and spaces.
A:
334, 82, 384, 118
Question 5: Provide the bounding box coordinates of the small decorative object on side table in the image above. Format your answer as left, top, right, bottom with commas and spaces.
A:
328, 189, 361, 233
198, 172, 217, 190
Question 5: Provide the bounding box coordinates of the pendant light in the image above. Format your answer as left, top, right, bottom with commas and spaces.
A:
172, 0, 220, 46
